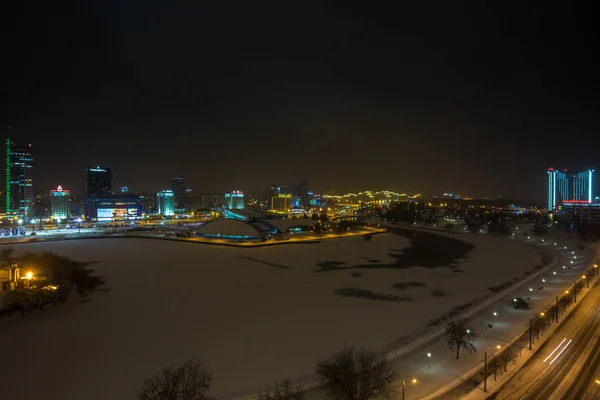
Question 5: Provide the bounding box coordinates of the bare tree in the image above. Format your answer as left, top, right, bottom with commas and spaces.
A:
445, 318, 477, 359
258, 380, 305, 400
138, 359, 212, 400
316, 346, 396, 400
497, 346, 518, 372
487, 356, 501, 381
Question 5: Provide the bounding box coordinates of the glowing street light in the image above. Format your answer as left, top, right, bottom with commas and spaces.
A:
17, 219, 23, 225
24, 271, 33, 279
496, 345, 501, 350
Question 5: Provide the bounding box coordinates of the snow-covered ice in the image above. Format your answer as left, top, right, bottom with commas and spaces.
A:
0, 231, 544, 399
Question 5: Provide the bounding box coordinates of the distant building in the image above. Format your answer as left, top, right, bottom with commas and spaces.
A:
573, 169, 594, 203
50, 185, 69, 220
33, 192, 51, 219
85, 166, 112, 199
224, 191, 244, 210
171, 178, 186, 212
84, 195, 143, 221
548, 167, 595, 210
4, 139, 33, 218
268, 184, 280, 199
157, 189, 175, 216
547, 168, 569, 211
298, 178, 309, 206
138, 191, 156, 213
271, 194, 291, 213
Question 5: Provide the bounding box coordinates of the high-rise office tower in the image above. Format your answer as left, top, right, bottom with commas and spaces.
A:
547, 168, 569, 211
572, 169, 594, 203
4, 139, 33, 218
157, 189, 175, 216
224, 191, 244, 210
51, 185, 70, 219
171, 178, 186, 212
85, 166, 112, 199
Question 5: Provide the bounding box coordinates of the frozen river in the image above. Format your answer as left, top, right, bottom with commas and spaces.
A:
0, 232, 544, 399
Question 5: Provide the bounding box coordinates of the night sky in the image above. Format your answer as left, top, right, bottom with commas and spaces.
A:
3, 2, 599, 200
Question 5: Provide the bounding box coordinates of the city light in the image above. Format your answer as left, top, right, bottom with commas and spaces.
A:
24, 271, 33, 279
411, 378, 417, 384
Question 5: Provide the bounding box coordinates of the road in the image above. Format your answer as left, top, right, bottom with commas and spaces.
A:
493, 277, 600, 400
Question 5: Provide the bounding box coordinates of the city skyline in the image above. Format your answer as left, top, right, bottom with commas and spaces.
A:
3, 3, 599, 201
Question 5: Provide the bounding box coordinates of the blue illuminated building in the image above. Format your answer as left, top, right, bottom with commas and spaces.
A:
547, 167, 595, 211
157, 189, 175, 216
225, 190, 244, 210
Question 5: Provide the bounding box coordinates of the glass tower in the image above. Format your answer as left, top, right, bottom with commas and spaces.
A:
4, 139, 33, 218
170, 178, 186, 212
157, 189, 175, 216
547, 168, 569, 211
85, 166, 112, 199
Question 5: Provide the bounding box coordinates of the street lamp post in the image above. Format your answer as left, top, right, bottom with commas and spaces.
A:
484, 350, 488, 392
402, 379, 406, 400
529, 319, 533, 350
427, 352, 432, 370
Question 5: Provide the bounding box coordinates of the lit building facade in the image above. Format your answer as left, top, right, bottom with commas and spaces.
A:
224, 191, 244, 210
547, 168, 569, 211
85, 166, 112, 199
157, 189, 175, 216
51, 185, 69, 219
548, 167, 595, 211
572, 169, 594, 203
84, 195, 143, 221
171, 178, 186, 212
4, 139, 33, 218
271, 194, 291, 213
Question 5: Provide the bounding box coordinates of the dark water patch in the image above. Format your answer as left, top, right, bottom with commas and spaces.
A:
367, 259, 381, 263
335, 288, 411, 302
489, 281, 513, 292
342, 227, 475, 272
314, 261, 347, 272
393, 281, 427, 290
431, 289, 451, 297
240, 256, 290, 270
351, 272, 364, 278
427, 299, 478, 327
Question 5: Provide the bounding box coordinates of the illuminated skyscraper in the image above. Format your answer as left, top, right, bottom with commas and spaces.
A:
157, 189, 175, 216
51, 185, 70, 219
4, 139, 33, 218
572, 169, 594, 203
224, 191, 244, 210
547, 168, 569, 211
85, 166, 112, 199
